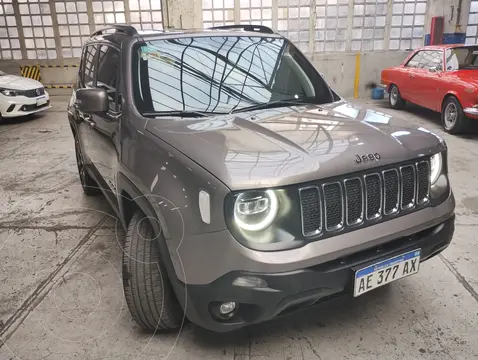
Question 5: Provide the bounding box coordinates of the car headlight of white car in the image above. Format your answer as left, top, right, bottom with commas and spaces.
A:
0, 88, 20, 96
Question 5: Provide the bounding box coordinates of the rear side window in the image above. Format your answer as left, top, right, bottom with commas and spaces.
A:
82, 44, 98, 88
97, 45, 120, 112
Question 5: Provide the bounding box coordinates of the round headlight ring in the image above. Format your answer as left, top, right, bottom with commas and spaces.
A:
234, 190, 279, 231
430, 152, 442, 185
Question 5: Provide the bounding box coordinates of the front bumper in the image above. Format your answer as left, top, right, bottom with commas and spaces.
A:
183, 213, 455, 332
0, 92, 50, 118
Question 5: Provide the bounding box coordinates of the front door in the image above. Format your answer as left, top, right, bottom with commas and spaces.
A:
76, 44, 99, 181
399, 50, 424, 102
414, 50, 445, 110
85, 44, 122, 206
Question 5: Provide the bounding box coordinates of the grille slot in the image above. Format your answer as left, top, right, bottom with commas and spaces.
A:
400, 165, 415, 209
416, 161, 430, 204
299, 187, 321, 236
383, 169, 399, 215
344, 178, 363, 225
323, 182, 343, 231
21, 87, 45, 98
365, 174, 381, 220
299, 158, 432, 239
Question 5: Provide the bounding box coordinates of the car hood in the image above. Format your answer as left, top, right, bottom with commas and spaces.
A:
145, 101, 445, 190
0, 74, 43, 90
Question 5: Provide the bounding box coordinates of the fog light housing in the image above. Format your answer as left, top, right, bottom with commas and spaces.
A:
232, 276, 268, 288
219, 301, 236, 316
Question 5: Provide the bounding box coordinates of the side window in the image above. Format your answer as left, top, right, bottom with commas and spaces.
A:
83, 45, 98, 88
405, 52, 422, 68
97, 45, 120, 112
418, 50, 443, 70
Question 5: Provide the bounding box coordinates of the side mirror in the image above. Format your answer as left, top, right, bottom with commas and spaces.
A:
75, 88, 108, 113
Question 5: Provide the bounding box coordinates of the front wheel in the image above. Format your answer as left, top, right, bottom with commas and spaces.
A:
388, 84, 406, 110
441, 96, 470, 134
122, 211, 184, 332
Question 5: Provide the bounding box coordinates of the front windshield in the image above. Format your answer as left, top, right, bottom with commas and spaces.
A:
445, 46, 478, 71
132, 36, 333, 115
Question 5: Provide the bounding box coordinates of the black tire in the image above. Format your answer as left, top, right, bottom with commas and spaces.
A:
441, 96, 470, 134
74, 138, 101, 196
388, 84, 406, 110
0, 113, 4, 124
122, 211, 183, 332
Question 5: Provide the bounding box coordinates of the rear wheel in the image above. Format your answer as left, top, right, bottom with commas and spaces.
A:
74, 138, 101, 196
442, 96, 470, 134
122, 211, 183, 332
388, 84, 406, 110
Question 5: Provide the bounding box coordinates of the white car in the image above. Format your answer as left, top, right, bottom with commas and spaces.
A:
0, 70, 50, 123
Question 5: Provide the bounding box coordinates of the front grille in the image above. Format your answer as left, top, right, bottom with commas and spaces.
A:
21, 87, 45, 98
323, 182, 343, 230
299, 159, 431, 237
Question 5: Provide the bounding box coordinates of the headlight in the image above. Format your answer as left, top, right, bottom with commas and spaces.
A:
430, 152, 442, 185
234, 190, 279, 231
0, 88, 19, 96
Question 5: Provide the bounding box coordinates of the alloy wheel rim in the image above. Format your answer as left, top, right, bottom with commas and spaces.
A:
444, 103, 457, 129
390, 87, 398, 105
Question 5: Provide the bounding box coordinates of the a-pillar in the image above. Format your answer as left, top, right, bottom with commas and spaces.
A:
424, 0, 471, 44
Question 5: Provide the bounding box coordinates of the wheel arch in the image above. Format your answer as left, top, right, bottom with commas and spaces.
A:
116, 172, 169, 238
116, 171, 187, 307
441, 91, 462, 110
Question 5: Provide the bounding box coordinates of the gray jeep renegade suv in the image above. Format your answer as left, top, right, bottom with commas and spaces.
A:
68, 24, 455, 333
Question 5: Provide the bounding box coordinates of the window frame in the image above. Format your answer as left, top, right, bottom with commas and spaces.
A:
404, 50, 423, 68
96, 43, 121, 114
79, 41, 122, 115
80, 43, 100, 89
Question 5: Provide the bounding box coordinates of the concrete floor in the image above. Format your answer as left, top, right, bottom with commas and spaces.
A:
0, 97, 477, 360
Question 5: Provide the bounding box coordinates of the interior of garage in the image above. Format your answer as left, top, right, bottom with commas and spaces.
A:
0, 0, 476, 97
1, 1, 478, 359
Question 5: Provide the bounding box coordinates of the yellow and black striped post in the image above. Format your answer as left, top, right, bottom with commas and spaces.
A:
44, 85, 74, 89
20, 65, 41, 81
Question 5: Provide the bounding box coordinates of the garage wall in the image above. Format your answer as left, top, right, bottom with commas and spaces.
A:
0, 0, 434, 96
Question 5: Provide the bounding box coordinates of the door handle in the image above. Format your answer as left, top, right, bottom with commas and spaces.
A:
409, 74, 415, 78
82, 115, 96, 128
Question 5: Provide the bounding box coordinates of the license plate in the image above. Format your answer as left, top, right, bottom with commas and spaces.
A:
354, 249, 421, 297
36, 97, 47, 106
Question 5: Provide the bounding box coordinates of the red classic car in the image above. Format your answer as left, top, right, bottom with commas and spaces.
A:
381, 44, 478, 134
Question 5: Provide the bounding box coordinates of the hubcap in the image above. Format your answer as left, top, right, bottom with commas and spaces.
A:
390, 87, 398, 106
444, 102, 457, 129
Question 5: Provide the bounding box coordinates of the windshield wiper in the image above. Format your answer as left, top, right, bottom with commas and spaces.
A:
230, 99, 317, 114
143, 110, 226, 118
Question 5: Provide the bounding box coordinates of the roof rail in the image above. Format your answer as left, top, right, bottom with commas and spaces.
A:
91, 25, 138, 37
208, 24, 274, 34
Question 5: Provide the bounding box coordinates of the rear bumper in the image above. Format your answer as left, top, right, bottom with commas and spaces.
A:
182, 213, 455, 332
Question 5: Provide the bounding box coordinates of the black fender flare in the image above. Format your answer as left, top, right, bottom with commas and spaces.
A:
116, 172, 187, 307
